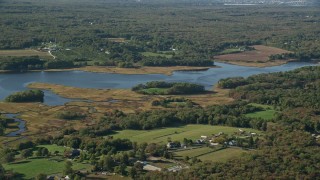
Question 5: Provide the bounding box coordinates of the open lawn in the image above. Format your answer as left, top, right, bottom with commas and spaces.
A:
246, 110, 276, 120
174, 147, 249, 162
197, 148, 248, 162
3, 158, 91, 179
38, 144, 70, 155
246, 103, 277, 120
0, 49, 53, 59
174, 147, 216, 158
215, 45, 292, 67
141, 52, 173, 58
110, 125, 261, 144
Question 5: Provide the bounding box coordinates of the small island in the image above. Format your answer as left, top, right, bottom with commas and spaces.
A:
132, 81, 205, 95
5, 90, 44, 103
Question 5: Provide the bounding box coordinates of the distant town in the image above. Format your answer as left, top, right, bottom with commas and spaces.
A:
222, 0, 315, 6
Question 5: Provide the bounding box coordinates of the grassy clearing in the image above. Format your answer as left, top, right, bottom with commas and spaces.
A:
110, 125, 261, 144
174, 147, 248, 162
149, 161, 176, 169
175, 147, 215, 158
197, 148, 248, 162
215, 45, 292, 67
38, 144, 70, 155
141, 52, 173, 58
3, 158, 91, 179
0, 49, 53, 59
246, 110, 276, 120
246, 103, 276, 120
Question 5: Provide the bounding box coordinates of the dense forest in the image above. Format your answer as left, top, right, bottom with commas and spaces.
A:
1, 60, 319, 179
0, 0, 319, 71
140, 65, 320, 179
219, 66, 320, 133
1, 0, 320, 179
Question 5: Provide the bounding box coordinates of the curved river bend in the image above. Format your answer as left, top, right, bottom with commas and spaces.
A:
0, 62, 317, 106
4, 114, 26, 137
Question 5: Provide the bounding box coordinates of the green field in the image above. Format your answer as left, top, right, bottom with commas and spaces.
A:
141, 52, 173, 58
197, 148, 248, 162
38, 144, 70, 155
246, 103, 277, 120
175, 147, 216, 158
4, 158, 91, 179
110, 125, 261, 144
174, 147, 248, 162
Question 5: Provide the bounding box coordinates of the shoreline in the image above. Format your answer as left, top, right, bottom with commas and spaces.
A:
0, 65, 215, 75
214, 60, 290, 67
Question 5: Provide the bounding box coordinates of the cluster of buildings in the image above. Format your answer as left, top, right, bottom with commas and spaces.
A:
167, 129, 259, 149
222, 0, 313, 6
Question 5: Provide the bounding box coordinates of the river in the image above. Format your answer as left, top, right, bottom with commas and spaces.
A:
0, 62, 317, 106
4, 114, 26, 137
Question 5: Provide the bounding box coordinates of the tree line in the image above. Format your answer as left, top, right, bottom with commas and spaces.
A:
5, 90, 44, 103
132, 81, 206, 95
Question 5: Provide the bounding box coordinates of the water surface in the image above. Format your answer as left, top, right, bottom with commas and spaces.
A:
0, 62, 316, 105
4, 114, 26, 137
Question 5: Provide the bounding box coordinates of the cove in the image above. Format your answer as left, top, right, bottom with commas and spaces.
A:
0, 62, 317, 106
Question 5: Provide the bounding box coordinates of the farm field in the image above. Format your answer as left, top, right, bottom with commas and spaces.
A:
246, 103, 277, 120
110, 125, 261, 144
0, 49, 53, 59
197, 148, 248, 162
174, 147, 216, 159
3, 158, 91, 179
215, 45, 292, 67
174, 146, 249, 162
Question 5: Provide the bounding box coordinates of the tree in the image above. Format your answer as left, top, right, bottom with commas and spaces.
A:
137, 150, 146, 161
134, 162, 144, 172
4, 153, 15, 163
129, 167, 137, 178
36, 147, 49, 157
35, 173, 47, 180
5, 90, 44, 103
42, 148, 49, 156
114, 164, 127, 176
0, 164, 5, 179
184, 156, 190, 161
102, 155, 114, 172
21, 149, 33, 158
63, 161, 73, 176
120, 153, 129, 165
248, 136, 254, 148
261, 122, 267, 131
